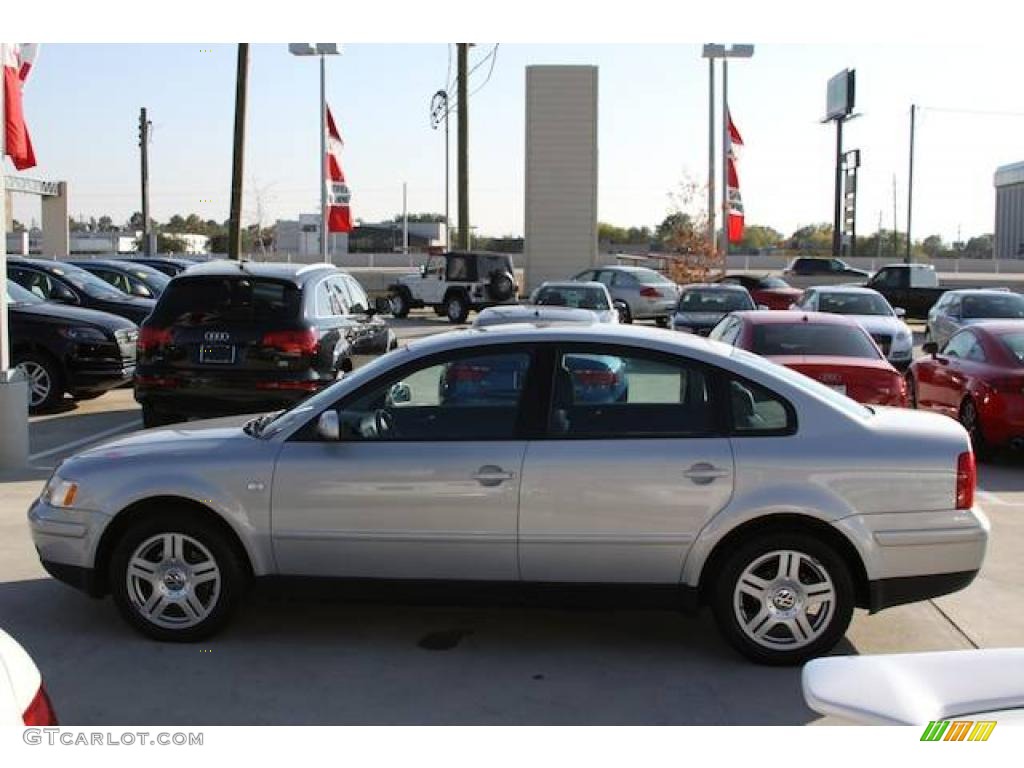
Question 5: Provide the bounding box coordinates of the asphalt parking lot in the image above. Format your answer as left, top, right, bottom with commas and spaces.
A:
1, 314, 1022, 725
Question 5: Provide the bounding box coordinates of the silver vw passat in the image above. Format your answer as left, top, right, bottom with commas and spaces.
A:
29, 324, 988, 665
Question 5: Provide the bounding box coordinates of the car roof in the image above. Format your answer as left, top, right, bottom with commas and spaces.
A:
968, 320, 1024, 336
174, 259, 339, 285
880, 262, 933, 269
807, 285, 883, 296
944, 287, 1016, 297
72, 259, 158, 270
681, 282, 749, 292
539, 280, 606, 290
6, 257, 89, 273
594, 264, 656, 273
729, 310, 861, 327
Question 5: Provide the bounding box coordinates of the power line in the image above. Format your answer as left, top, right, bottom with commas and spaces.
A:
469, 44, 499, 98
465, 44, 497, 81
434, 45, 500, 120
919, 105, 1024, 118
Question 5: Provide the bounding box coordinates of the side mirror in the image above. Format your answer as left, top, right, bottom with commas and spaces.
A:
387, 382, 412, 406
894, 307, 907, 318
922, 341, 939, 357
316, 410, 340, 441
373, 295, 392, 315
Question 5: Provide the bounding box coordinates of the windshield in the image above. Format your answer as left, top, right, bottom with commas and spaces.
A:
752, 323, 882, 359
152, 276, 301, 325
48, 264, 127, 300
634, 268, 675, 285
999, 332, 1024, 365
818, 292, 892, 316
5, 279, 43, 305
534, 285, 609, 310
962, 293, 1024, 319
678, 289, 752, 313
732, 347, 871, 419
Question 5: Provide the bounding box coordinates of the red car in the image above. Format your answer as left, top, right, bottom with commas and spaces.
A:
715, 274, 803, 310
710, 310, 909, 407
908, 321, 1024, 455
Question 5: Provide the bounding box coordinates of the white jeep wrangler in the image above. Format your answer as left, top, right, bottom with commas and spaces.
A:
388, 251, 519, 324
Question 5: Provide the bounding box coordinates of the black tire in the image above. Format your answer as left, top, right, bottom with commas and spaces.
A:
444, 292, 470, 324
655, 316, 670, 328
141, 405, 182, 429
389, 290, 410, 319
488, 270, 516, 302
614, 301, 632, 324
433, 306, 446, 316
905, 373, 918, 409
108, 509, 249, 642
13, 351, 64, 413
959, 398, 992, 460
710, 531, 855, 666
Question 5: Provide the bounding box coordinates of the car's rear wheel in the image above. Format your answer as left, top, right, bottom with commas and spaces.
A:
614, 301, 632, 324
905, 373, 918, 408
14, 352, 64, 413
109, 511, 248, 641
655, 316, 670, 328
389, 290, 410, 318
959, 398, 991, 460
711, 532, 855, 665
444, 293, 470, 324
141, 405, 183, 429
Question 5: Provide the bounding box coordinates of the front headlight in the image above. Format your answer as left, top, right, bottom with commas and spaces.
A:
42, 477, 79, 508
58, 326, 109, 343
891, 332, 913, 351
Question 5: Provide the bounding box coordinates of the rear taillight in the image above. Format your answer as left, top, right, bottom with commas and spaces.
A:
23, 684, 58, 726
138, 326, 172, 353
574, 369, 619, 387
639, 286, 661, 298
254, 380, 322, 391
135, 374, 180, 389
956, 451, 976, 510
893, 374, 909, 406
261, 329, 318, 356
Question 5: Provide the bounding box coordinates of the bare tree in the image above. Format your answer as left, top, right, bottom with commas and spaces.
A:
661, 174, 724, 284
246, 176, 277, 260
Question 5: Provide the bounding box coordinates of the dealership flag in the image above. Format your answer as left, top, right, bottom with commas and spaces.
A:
726, 107, 744, 244
3, 43, 39, 170
325, 105, 352, 233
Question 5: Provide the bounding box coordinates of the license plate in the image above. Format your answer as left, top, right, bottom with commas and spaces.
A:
827, 384, 847, 395
200, 344, 235, 364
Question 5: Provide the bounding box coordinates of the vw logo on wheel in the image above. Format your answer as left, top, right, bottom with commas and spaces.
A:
204, 331, 230, 342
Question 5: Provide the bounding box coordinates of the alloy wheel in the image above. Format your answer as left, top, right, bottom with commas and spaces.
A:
125, 533, 222, 630
732, 549, 836, 651
16, 361, 52, 408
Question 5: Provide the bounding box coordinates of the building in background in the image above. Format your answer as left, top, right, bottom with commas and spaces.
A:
995, 161, 1024, 259
274, 215, 446, 260
274, 214, 349, 262
6, 228, 208, 256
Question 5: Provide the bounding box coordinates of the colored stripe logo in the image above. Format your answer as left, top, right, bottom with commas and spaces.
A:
921, 720, 996, 741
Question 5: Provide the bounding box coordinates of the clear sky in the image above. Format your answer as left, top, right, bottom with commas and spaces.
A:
11, 43, 1024, 242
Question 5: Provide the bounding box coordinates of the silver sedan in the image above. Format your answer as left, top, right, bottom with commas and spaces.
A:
29, 324, 988, 665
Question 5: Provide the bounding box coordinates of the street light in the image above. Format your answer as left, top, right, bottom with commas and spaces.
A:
701, 44, 754, 260
289, 43, 342, 263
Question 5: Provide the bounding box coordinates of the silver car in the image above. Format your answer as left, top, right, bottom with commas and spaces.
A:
927, 288, 1024, 349
571, 266, 680, 325
793, 286, 914, 370
30, 324, 988, 665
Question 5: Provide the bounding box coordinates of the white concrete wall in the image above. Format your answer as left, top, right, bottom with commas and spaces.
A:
524, 66, 598, 291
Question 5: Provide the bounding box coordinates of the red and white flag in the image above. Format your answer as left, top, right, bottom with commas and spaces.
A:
726, 107, 744, 244
3, 43, 39, 171
325, 105, 352, 233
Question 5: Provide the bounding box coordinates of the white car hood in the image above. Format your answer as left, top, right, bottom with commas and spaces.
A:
804, 649, 1024, 725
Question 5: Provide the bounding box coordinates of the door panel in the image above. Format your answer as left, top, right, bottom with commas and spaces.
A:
271, 441, 525, 580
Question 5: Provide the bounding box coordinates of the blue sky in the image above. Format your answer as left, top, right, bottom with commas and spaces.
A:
11, 43, 1024, 242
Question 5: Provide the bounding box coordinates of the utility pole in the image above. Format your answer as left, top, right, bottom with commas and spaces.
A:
138, 108, 151, 255
892, 175, 898, 260
906, 104, 916, 264
402, 182, 409, 254
832, 118, 844, 257
720, 59, 729, 260
228, 43, 250, 261
430, 90, 451, 247
707, 55, 716, 257
457, 43, 469, 251
876, 210, 883, 261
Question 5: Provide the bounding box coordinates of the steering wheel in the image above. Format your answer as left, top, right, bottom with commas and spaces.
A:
374, 408, 395, 438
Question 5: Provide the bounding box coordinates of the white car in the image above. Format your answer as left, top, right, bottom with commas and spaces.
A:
803, 649, 1024, 726
530, 280, 619, 324
792, 285, 914, 369
0, 628, 57, 725
474, 305, 600, 327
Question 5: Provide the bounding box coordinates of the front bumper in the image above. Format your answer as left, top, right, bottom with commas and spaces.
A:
29, 497, 109, 596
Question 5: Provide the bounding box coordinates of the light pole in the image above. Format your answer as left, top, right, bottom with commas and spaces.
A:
430, 89, 450, 247
701, 44, 753, 260
289, 43, 342, 263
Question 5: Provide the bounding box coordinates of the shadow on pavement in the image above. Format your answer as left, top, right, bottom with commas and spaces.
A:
0, 577, 841, 726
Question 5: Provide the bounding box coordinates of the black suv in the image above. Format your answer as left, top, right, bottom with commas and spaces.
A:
7, 257, 156, 324
5, 279, 138, 412
782, 257, 870, 279
135, 260, 396, 427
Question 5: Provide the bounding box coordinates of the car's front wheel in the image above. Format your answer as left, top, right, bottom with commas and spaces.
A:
614, 301, 632, 324
109, 511, 248, 641
14, 351, 64, 413
444, 293, 470, 324
711, 532, 855, 665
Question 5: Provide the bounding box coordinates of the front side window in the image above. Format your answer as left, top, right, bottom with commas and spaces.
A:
445, 254, 472, 281
943, 331, 976, 359
342, 276, 369, 314
998, 332, 1024, 365
961, 293, 1024, 319
336, 351, 532, 441
611, 271, 636, 288
548, 349, 713, 438
710, 316, 743, 346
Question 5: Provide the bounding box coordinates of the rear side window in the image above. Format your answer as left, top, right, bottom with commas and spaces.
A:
548, 350, 713, 438
752, 323, 881, 359
961, 293, 1024, 319
152, 277, 301, 325
634, 269, 674, 285
478, 255, 512, 277
729, 378, 795, 435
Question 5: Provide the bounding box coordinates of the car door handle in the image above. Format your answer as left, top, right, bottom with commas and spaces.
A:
472, 465, 517, 487
683, 463, 731, 484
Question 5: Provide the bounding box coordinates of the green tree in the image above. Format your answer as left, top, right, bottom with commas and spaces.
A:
157, 233, 187, 253
740, 225, 783, 251
656, 212, 695, 243
164, 214, 187, 233
963, 234, 994, 259
921, 234, 948, 259
393, 213, 446, 223
788, 223, 833, 253
97, 215, 115, 232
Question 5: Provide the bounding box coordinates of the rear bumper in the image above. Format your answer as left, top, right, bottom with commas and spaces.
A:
867, 570, 979, 613
135, 369, 335, 416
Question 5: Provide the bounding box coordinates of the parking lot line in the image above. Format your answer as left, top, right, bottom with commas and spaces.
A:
28, 419, 142, 464
976, 490, 1013, 507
